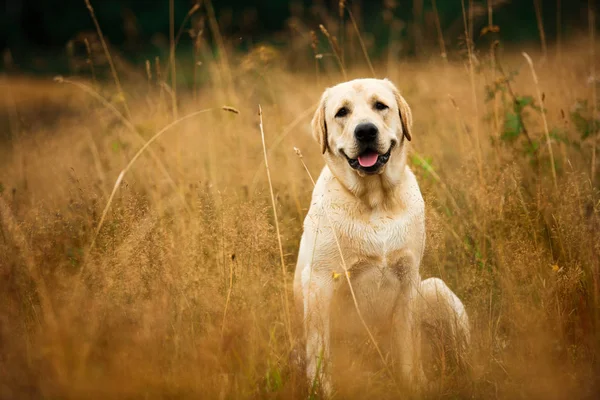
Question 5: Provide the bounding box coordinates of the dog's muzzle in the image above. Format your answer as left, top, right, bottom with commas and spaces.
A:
342, 140, 396, 175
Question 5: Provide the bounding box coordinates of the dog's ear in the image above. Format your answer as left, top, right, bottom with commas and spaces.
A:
311, 89, 329, 154
384, 79, 413, 142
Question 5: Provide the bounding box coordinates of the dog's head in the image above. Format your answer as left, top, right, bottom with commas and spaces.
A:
312, 78, 412, 180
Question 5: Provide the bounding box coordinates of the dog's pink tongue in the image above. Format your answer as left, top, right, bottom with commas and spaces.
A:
358, 151, 379, 167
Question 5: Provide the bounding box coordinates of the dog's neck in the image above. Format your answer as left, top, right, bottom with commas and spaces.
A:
328, 149, 409, 211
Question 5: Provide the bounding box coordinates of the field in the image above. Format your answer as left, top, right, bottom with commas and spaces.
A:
1, 5, 599, 399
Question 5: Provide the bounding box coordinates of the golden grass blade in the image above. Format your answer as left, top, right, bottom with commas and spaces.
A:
169, 0, 178, 120
162, 2, 202, 79
346, 8, 375, 77
461, 0, 486, 260
589, 1, 597, 182
250, 101, 318, 192
258, 105, 294, 348
220, 254, 235, 340
319, 24, 347, 80
84, 0, 132, 120
522, 52, 558, 190
205, 0, 233, 93
431, 0, 448, 62
533, 0, 548, 60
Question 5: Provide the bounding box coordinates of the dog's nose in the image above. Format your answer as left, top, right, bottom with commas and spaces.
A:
354, 122, 378, 143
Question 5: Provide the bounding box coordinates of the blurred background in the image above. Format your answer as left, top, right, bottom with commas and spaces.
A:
0, 0, 595, 75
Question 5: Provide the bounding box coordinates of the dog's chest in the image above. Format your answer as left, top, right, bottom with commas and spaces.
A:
326, 208, 423, 327
333, 207, 421, 276
354, 214, 404, 254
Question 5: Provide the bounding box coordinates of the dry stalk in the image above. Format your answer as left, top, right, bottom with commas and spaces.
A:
169, 0, 178, 120
310, 30, 320, 84
431, 0, 448, 62
488, 12, 501, 140
250, 101, 319, 192
205, 0, 234, 95
461, 0, 485, 259
163, 2, 202, 79
319, 24, 347, 80
145, 59, 152, 93
220, 254, 235, 340
84, 0, 132, 120
345, 8, 376, 77
468, 0, 474, 46
414, 0, 424, 57
448, 95, 470, 154
589, 1, 597, 181
83, 37, 97, 86
339, 0, 346, 66
556, 0, 562, 60
193, 32, 203, 104
586, 0, 599, 316
460, 0, 483, 181
522, 52, 558, 191
533, 0, 548, 60
155, 56, 167, 114
258, 105, 294, 348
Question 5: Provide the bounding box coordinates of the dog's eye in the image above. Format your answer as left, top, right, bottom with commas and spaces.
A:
335, 107, 349, 118
374, 101, 388, 111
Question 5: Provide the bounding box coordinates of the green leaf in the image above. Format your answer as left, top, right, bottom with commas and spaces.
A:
569, 100, 600, 140
266, 365, 283, 391
485, 85, 496, 102
570, 112, 595, 140
507, 69, 520, 81
516, 95, 533, 107
524, 139, 540, 155
514, 95, 535, 113
502, 111, 522, 141
410, 155, 436, 180
549, 128, 569, 144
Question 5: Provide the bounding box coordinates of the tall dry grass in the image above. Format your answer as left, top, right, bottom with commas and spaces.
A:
1, 8, 599, 399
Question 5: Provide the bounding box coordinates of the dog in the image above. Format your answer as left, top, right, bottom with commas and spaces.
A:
293, 78, 470, 396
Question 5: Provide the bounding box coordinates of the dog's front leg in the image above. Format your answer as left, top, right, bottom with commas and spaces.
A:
302, 270, 334, 396
393, 284, 425, 389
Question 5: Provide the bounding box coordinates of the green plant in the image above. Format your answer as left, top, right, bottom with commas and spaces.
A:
485, 66, 544, 165
570, 99, 600, 141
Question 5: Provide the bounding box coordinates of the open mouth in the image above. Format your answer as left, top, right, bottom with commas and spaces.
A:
342, 141, 396, 174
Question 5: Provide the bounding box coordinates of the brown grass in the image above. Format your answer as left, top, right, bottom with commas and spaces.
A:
1, 21, 599, 400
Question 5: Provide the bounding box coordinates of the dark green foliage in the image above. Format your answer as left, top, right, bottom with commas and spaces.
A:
0, 0, 594, 74
570, 100, 600, 140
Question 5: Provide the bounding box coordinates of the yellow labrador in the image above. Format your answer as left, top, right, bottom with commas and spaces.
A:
293, 78, 470, 395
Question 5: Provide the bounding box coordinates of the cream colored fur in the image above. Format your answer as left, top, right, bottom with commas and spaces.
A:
293, 78, 470, 396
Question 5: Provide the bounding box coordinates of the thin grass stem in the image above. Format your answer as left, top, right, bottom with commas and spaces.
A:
522, 52, 558, 190
258, 105, 294, 348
